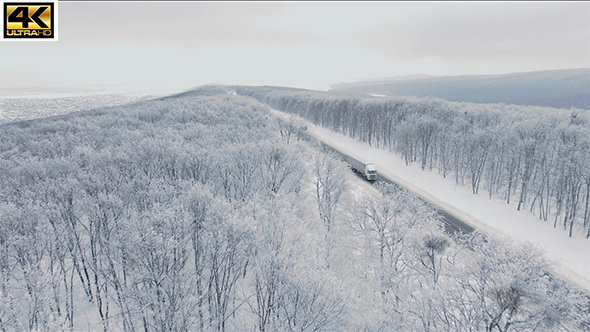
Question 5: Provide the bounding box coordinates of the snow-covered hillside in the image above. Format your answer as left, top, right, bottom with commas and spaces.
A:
0, 93, 164, 125
272, 108, 590, 295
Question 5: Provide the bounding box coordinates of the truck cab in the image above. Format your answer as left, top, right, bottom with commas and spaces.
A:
365, 163, 377, 181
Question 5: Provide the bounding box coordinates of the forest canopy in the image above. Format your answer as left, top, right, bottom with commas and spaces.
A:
232, 85, 590, 239
0, 89, 588, 331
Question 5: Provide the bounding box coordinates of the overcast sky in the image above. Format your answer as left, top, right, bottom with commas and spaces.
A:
1, 2, 589, 93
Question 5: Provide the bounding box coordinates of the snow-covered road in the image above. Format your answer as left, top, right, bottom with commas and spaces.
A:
272, 109, 590, 295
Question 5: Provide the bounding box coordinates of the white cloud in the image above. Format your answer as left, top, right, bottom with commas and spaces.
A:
3, 41, 446, 91
1, 2, 588, 92
354, 2, 590, 70
56, 2, 314, 47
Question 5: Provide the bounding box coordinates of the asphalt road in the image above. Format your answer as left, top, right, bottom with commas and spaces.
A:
376, 173, 475, 235
319, 141, 475, 235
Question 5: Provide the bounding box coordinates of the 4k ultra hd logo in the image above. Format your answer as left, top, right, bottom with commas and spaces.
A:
4, 2, 54, 39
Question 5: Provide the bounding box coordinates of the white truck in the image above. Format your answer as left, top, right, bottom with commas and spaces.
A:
347, 155, 377, 181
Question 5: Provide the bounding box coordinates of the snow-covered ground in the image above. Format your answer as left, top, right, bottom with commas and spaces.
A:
271, 109, 590, 295
0, 93, 163, 125
0, 86, 189, 125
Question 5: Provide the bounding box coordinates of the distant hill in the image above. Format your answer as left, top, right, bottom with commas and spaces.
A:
158, 85, 231, 100
331, 69, 590, 110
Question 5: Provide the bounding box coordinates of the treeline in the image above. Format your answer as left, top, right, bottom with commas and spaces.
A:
0, 91, 588, 331
234, 86, 590, 238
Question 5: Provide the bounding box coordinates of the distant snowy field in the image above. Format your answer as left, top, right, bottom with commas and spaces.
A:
271, 109, 590, 295
0, 91, 170, 125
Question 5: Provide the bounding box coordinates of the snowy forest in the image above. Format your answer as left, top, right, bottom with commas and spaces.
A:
233, 86, 590, 239
0, 90, 589, 331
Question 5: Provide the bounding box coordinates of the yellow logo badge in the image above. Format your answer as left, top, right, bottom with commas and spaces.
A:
4, 2, 54, 39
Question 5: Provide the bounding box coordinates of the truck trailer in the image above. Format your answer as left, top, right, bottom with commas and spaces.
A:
347, 155, 377, 181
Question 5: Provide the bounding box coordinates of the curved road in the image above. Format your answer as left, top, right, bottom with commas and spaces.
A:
320, 141, 475, 235
375, 173, 475, 234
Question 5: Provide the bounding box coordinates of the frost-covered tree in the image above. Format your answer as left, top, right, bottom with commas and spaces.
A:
312, 151, 347, 232
236, 86, 590, 238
